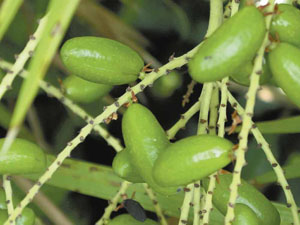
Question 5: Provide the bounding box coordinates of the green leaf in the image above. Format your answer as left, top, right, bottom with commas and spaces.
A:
10, 0, 79, 128
24, 155, 299, 224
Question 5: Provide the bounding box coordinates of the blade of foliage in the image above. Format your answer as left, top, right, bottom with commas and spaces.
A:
77, 0, 150, 48
235, 115, 300, 134
24, 155, 298, 224
0, 0, 23, 41
9, 0, 79, 128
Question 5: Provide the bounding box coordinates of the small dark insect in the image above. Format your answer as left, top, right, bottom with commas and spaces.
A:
115, 193, 147, 222
123, 199, 147, 222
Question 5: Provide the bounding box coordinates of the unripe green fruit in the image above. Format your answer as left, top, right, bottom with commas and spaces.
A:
107, 214, 158, 225
112, 149, 144, 183
151, 71, 182, 98
202, 173, 280, 225
122, 103, 179, 195
188, 6, 266, 83
153, 135, 233, 187
0, 208, 35, 225
270, 4, 300, 48
269, 42, 300, 108
230, 58, 272, 86
0, 138, 46, 175
60, 37, 144, 85
63, 75, 112, 104
233, 204, 260, 225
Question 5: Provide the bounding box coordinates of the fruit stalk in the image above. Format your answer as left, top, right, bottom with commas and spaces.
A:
0, 15, 47, 101
224, 1, 278, 224
222, 85, 300, 225
143, 184, 168, 225
96, 181, 131, 225
3, 175, 15, 225
202, 0, 239, 222
0, 60, 124, 152
166, 101, 200, 139
3, 35, 204, 224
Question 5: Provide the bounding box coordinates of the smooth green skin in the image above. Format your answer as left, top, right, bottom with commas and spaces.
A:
0, 138, 46, 175
269, 42, 300, 108
60, 37, 144, 85
107, 214, 158, 225
233, 204, 260, 225
0, 208, 35, 225
270, 4, 300, 48
112, 149, 144, 183
188, 6, 266, 83
153, 135, 233, 187
63, 75, 112, 104
122, 103, 179, 195
202, 174, 280, 225
151, 71, 182, 98
230, 57, 272, 87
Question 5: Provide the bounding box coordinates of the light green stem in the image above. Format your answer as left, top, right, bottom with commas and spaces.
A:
224, 1, 277, 224
95, 181, 131, 225
3, 175, 15, 225
223, 87, 300, 225
178, 183, 194, 225
166, 101, 200, 139
0, 60, 123, 152
0, 16, 47, 101
143, 184, 168, 225
201, 84, 221, 225
208, 84, 219, 135
195, 83, 213, 225
3, 40, 202, 225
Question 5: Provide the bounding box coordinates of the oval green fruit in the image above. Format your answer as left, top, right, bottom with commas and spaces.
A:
188, 6, 266, 83
270, 4, 300, 48
153, 135, 233, 187
63, 75, 112, 104
112, 149, 144, 183
202, 173, 280, 225
233, 204, 260, 225
0, 138, 46, 175
231, 57, 272, 86
107, 214, 158, 225
0, 207, 35, 225
122, 103, 179, 195
60, 37, 144, 85
151, 71, 182, 98
268, 42, 300, 108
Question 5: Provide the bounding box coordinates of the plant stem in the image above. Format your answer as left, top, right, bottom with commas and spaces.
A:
3, 175, 15, 225
13, 176, 74, 225
201, 84, 221, 225
3, 40, 203, 225
222, 86, 300, 225
208, 85, 219, 135
95, 181, 131, 225
0, 60, 124, 152
178, 184, 194, 225
143, 184, 168, 225
166, 101, 200, 139
0, 16, 47, 101
224, 1, 278, 224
